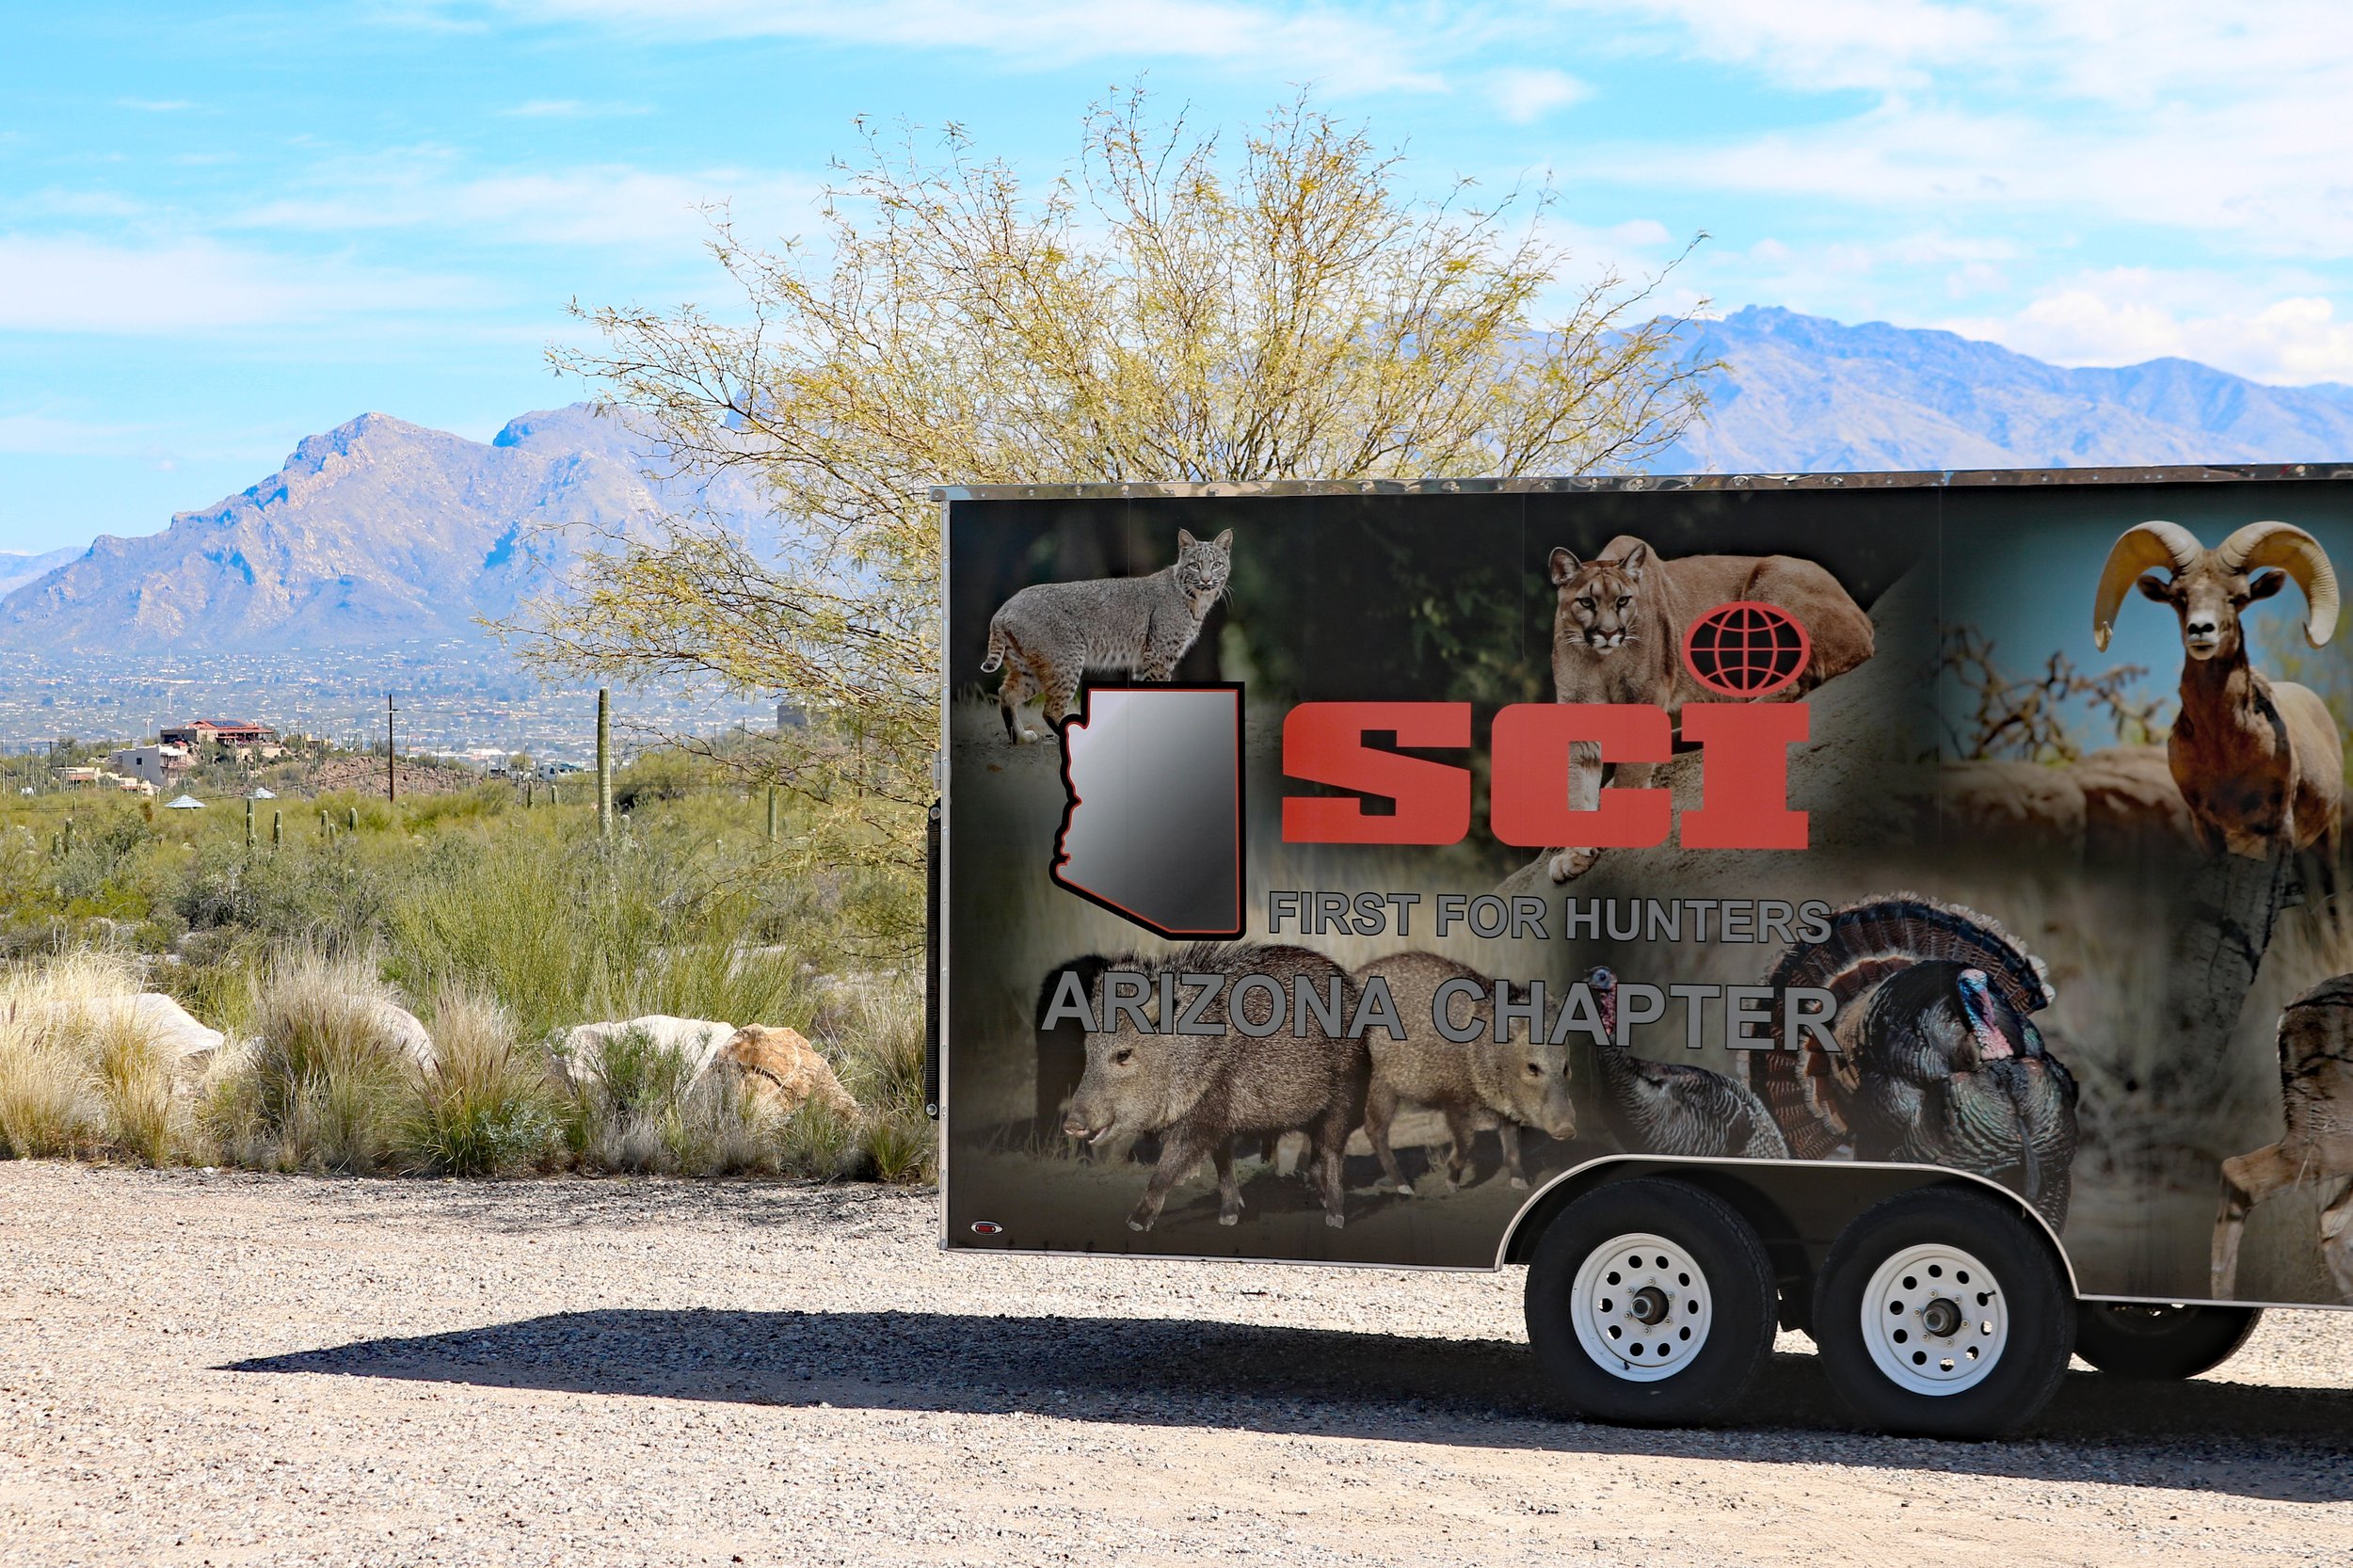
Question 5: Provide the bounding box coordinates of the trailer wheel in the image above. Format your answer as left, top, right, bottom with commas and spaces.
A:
1525, 1178, 1776, 1426
1813, 1188, 2072, 1438
2073, 1303, 2261, 1380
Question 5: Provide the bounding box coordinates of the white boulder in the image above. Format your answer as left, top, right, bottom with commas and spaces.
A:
559, 1015, 737, 1091
362, 999, 437, 1072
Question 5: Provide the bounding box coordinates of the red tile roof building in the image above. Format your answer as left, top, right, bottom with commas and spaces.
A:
160, 720, 278, 748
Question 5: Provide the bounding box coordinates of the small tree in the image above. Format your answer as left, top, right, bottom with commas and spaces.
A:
518, 88, 1716, 948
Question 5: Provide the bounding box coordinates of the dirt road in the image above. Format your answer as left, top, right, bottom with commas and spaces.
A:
2, 1164, 2348, 1567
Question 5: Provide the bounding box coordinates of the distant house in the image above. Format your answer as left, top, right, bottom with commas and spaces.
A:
160, 719, 283, 762
61, 766, 103, 787
535, 760, 584, 783
110, 745, 191, 792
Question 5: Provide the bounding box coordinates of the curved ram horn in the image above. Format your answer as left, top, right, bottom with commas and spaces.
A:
2092, 520, 2203, 651
2216, 520, 2341, 648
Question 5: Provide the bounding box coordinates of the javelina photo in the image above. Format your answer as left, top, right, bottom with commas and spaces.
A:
1058, 942, 1369, 1232
1356, 952, 1577, 1193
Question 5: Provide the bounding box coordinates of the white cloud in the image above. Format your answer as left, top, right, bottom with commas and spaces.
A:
452, 0, 1451, 92
0, 235, 474, 334
1556, 2, 2353, 258
1489, 67, 1586, 124
1945, 275, 2353, 384
1565, 0, 2000, 93
1561, 1, 2349, 106
232, 157, 824, 250
498, 99, 648, 118
1606, 217, 1670, 246
1599, 99, 2353, 258
4, 188, 147, 219
0, 410, 152, 456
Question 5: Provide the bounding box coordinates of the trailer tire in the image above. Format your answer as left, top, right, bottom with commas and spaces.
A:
1813, 1188, 2072, 1438
2073, 1303, 2261, 1380
1525, 1177, 1776, 1426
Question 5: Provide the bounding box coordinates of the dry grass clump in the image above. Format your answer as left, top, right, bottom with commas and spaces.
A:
89, 1007, 181, 1166
0, 946, 193, 1163
0, 1012, 97, 1159
568, 1024, 778, 1176
399, 986, 561, 1176
205, 946, 413, 1173
555, 979, 930, 1182
2, 935, 936, 1185
816, 975, 933, 1184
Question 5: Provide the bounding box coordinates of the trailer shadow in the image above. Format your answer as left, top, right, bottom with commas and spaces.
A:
226, 1308, 2353, 1501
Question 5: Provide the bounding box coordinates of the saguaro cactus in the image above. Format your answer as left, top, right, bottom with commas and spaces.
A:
597, 687, 614, 840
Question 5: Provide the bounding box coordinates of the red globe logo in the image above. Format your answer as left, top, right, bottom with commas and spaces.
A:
1681, 601, 1812, 697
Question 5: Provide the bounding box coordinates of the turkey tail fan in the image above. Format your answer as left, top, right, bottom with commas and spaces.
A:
1747, 895, 2055, 1160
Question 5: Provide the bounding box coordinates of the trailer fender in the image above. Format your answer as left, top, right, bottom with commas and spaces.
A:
1497, 1156, 2079, 1314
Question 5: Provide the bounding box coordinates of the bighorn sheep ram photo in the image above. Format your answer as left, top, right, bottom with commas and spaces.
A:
2092, 520, 2344, 865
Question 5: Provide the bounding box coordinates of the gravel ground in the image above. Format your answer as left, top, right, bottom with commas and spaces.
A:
3, 1164, 2350, 1567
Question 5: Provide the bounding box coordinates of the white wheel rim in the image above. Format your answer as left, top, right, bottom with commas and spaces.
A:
1860, 1242, 2009, 1396
1569, 1232, 1714, 1383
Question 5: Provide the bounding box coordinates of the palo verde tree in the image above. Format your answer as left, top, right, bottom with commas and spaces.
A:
517, 88, 1716, 949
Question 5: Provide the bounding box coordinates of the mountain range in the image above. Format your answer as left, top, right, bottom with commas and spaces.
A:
1651, 307, 2353, 472
7, 306, 2353, 656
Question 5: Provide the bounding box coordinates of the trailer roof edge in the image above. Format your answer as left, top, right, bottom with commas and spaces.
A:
929, 461, 2353, 501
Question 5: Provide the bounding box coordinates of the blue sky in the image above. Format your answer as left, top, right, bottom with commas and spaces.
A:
3, 1, 2349, 554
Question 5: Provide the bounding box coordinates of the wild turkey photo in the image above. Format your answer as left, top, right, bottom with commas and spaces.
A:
1588, 968, 1790, 1159
1748, 896, 2081, 1228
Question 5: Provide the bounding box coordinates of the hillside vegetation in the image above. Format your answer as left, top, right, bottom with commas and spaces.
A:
0, 761, 928, 1182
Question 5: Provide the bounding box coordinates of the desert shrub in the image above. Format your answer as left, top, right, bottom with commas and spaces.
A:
385, 828, 813, 1041
216, 946, 413, 1173
659, 1076, 781, 1176
824, 975, 933, 1184
169, 836, 383, 949
89, 1007, 180, 1165
49, 809, 156, 911
0, 946, 191, 1162
0, 764, 936, 1186
775, 1093, 861, 1181
400, 785, 512, 830
399, 985, 560, 1176
0, 1019, 94, 1159
612, 749, 706, 813
388, 834, 658, 1039
576, 1023, 695, 1122
563, 1023, 797, 1176
312, 792, 396, 834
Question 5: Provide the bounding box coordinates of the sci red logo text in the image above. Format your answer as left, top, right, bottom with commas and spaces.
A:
1281, 602, 1813, 852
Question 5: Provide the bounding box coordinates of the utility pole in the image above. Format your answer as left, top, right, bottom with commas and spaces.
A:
386, 692, 398, 804
596, 687, 613, 839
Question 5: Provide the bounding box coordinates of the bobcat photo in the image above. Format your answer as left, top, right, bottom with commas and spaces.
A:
982, 527, 1233, 742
